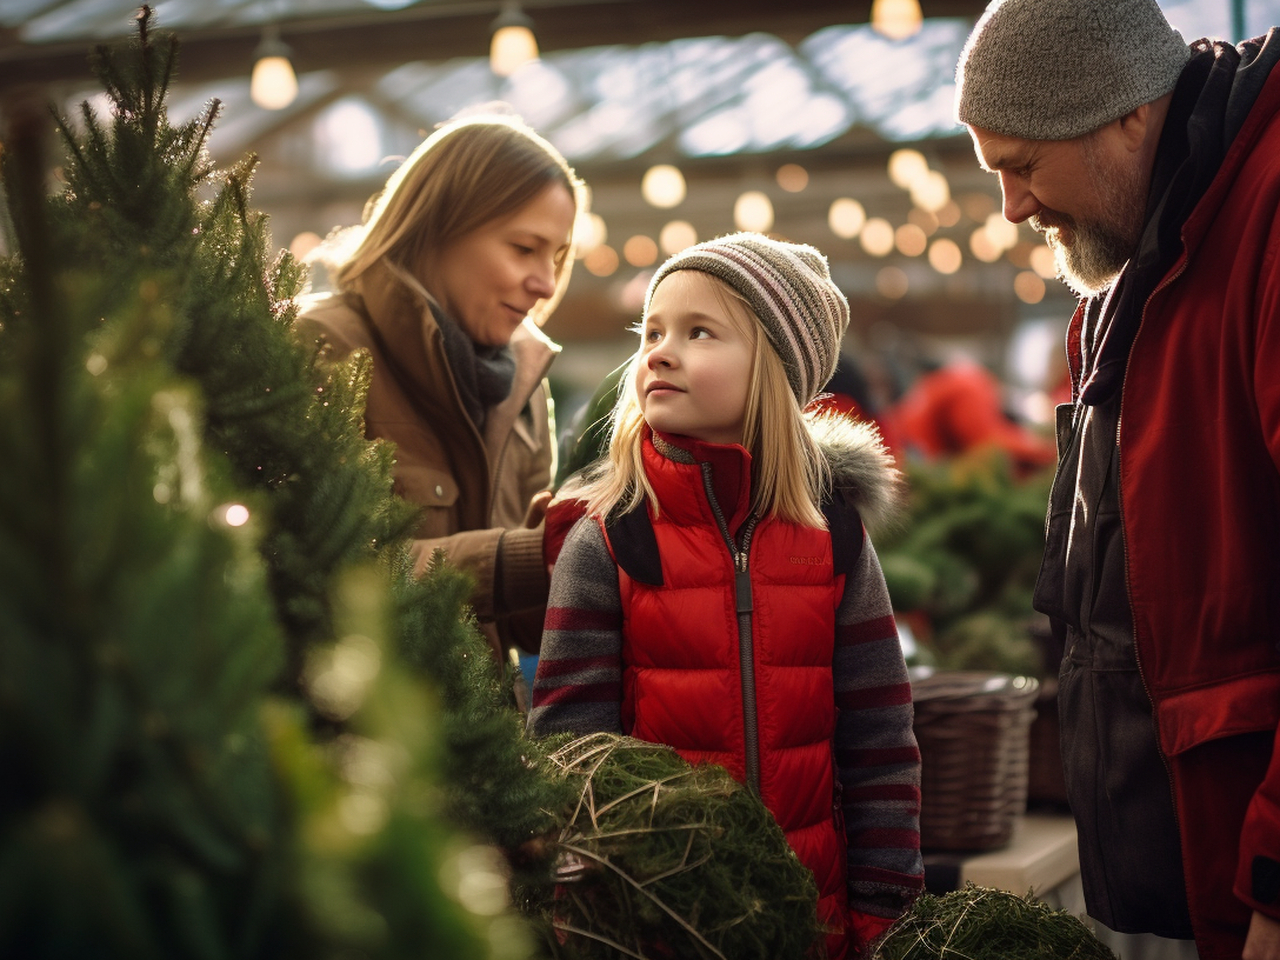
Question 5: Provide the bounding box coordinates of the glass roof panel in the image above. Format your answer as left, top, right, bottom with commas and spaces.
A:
315, 25, 974, 168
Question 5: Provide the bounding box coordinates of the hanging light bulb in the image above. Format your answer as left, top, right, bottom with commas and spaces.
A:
250, 25, 298, 110
490, 1, 539, 77
871, 0, 924, 42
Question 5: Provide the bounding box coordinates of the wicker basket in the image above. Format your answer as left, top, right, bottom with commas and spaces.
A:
911, 670, 1040, 851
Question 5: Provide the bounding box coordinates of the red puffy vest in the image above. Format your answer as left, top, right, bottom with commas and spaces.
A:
601, 436, 853, 946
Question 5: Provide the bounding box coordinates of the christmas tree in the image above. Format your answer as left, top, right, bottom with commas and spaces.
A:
35, 5, 417, 680
0, 10, 526, 958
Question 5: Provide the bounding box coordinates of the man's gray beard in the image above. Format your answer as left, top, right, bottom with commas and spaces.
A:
1037, 137, 1148, 298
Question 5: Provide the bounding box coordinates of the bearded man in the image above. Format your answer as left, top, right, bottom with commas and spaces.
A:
955, 2, 1280, 958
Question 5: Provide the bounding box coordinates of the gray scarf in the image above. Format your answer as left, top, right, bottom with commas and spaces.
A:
387, 262, 518, 430
433, 305, 516, 430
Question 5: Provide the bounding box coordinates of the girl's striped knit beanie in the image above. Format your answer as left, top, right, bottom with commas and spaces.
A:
644, 232, 850, 407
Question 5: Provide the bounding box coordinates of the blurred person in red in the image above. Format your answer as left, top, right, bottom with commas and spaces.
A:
889, 357, 1055, 474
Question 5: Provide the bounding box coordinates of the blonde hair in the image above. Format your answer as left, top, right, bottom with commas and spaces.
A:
319, 112, 586, 326
577, 273, 831, 528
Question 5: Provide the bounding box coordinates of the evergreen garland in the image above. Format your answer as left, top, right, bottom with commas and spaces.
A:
534, 733, 822, 960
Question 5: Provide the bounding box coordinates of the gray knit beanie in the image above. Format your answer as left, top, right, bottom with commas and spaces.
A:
955, 0, 1191, 140
644, 232, 850, 408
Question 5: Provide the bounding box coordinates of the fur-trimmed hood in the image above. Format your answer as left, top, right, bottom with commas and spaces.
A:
809, 411, 902, 537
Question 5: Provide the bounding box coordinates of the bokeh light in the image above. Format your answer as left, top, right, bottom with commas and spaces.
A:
969, 227, 1002, 263
828, 197, 866, 238
733, 190, 774, 232
223, 503, 251, 527
876, 265, 910, 299
623, 234, 659, 267
775, 163, 809, 192
641, 164, 686, 208
860, 218, 895, 257
1030, 244, 1058, 279
290, 231, 322, 261
1014, 270, 1047, 304
574, 211, 607, 254
659, 220, 698, 254
928, 237, 962, 274
584, 244, 619, 276
887, 148, 928, 189
895, 223, 927, 257
910, 170, 951, 213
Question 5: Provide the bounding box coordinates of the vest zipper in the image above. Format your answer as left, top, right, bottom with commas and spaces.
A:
700, 464, 762, 794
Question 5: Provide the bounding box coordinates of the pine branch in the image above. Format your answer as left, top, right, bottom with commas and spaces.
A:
40, 6, 416, 673
390, 553, 573, 852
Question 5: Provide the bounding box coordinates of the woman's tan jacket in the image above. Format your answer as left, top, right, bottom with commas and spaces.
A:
295, 261, 559, 659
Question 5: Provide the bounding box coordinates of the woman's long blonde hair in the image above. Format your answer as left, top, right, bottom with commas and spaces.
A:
319, 112, 586, 326
576, 274, 831, 529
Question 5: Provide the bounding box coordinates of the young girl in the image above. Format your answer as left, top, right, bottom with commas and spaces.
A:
529, 233, 923, 958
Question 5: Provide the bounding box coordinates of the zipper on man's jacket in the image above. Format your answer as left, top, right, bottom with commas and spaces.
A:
1116, 254, 1192, 920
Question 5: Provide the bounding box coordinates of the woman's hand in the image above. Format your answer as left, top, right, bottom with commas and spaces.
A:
1245, 910, 1280, 960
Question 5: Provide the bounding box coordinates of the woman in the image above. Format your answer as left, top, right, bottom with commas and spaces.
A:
296, 110, 586, 674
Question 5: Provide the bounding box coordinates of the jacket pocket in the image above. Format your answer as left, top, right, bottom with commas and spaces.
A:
1156, 671, 1280, 756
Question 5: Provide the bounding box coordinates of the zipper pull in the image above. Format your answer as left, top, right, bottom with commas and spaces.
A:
735, 565, 753, 614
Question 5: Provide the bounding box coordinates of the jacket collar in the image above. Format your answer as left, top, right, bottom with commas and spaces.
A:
640, 414, 901, 537
645, 428, 753, 534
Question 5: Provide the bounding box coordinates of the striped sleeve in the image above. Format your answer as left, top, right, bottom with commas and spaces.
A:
526, 515, 625, 738
833, 533, 924, 928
